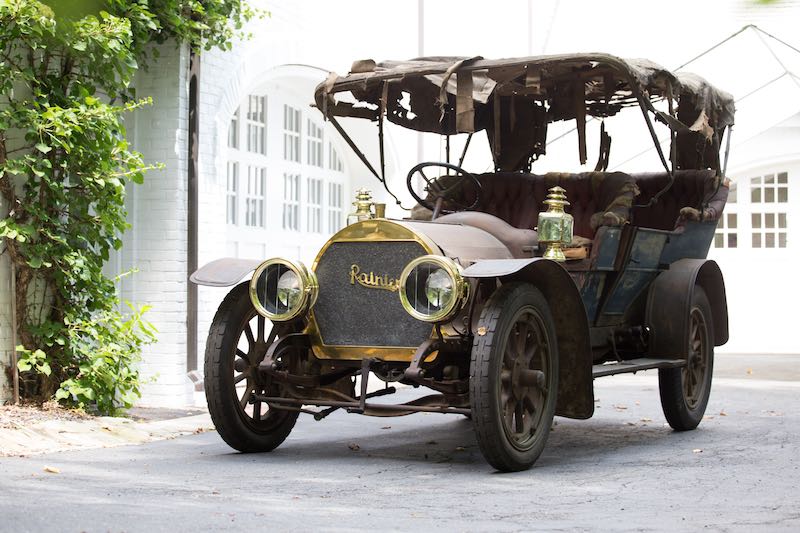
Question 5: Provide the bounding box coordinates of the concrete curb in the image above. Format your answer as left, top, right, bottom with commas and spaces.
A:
0, 413, 214, 457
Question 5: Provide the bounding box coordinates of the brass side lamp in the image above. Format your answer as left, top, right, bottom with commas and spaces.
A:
347, 188, 375, 225
537, 186, 574, 262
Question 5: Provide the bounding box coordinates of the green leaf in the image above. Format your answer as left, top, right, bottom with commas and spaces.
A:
27, 257, 43, 268
35, 142, 52, 154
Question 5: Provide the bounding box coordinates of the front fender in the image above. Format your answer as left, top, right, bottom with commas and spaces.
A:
189, 258, 263, 287
463, 258, 594, 420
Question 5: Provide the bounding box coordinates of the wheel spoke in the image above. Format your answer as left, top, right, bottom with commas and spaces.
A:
503, 398, 515, 430
239, 380, 253, 409
503, 344, 517, 368
257, 316, 266, 343
244, 323, 255, 347
514, 323, 528, 358
253, 399, 262, 422
514, 402, 525, 433
234, 373, 247, 384
236, 348, 250, 363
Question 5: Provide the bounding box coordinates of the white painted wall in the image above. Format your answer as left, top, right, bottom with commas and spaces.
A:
117, 42, 193, 407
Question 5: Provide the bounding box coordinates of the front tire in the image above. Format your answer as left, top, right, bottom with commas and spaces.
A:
658, 286, 714, 431
470, 283, 559, 472
204, 282, 298, 452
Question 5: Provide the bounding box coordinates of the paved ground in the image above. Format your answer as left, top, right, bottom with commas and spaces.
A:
1, 355, 798, 532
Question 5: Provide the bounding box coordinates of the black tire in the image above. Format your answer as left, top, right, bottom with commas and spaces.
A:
658, 286, 714, 431
470, 283, 559, 472
204, 282, 298, 452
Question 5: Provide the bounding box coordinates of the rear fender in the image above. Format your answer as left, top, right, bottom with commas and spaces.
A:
463, 259, 594, 420
646, 259, 729, 359
189, 258, 263, 287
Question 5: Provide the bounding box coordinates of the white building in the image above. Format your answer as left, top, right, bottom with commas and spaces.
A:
2, 1, 799, 405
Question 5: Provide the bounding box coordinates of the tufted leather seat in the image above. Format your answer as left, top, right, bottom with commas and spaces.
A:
631, 170, 721, 230
415, 170, 724, 254
464, 171, 638, 238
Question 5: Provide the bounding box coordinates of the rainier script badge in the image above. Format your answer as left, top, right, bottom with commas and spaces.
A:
350, 264, 399, 292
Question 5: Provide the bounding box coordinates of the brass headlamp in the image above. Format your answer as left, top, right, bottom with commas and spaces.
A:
537, 186, 574, 262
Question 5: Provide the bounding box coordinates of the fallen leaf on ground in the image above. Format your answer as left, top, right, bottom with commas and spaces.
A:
747, 368, 753, 375
613, 404, 627, 411
43, 466, 60, 474
692, 449, 703, 454
426, 440, 438, 445
348, 443, 360, 451
640, 417, 652, 422
703, 415, 715, 420
719, 411, 727, 416
380, 426, 391, 430
455, 446, 465, 452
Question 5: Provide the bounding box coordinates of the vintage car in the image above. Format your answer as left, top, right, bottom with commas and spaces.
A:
190, 54, 734, 472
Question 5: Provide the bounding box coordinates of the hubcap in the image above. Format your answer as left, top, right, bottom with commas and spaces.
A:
498, 307, 550, 450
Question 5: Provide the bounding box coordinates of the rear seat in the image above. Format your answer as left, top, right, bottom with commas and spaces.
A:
471, 171, 638, 239
631, 170, 727, 230
416, 169, 727, 253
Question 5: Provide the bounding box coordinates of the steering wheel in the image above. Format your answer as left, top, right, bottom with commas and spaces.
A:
406, 162, 482, 217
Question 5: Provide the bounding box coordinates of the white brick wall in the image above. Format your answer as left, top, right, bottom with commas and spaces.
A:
114, 41, 194, 407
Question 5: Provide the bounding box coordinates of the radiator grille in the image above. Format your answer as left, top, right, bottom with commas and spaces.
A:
313, 241, 432, 347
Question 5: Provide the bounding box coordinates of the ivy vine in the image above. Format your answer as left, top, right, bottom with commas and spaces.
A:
0, 0, 257, 413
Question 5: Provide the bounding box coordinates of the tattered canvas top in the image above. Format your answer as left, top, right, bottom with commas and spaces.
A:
314, 53, 735, 171
315, 54, 734, 134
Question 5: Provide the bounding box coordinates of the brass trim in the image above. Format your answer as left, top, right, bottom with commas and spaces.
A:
250, 258, 318, 322
307, 219, 440, 361
311, 219, 439, 269
398, 255, 469, 323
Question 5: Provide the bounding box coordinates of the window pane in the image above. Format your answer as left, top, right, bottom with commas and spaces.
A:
765, 233, 775, 248
764, 174, 774, 184
765, 187, 774, 203
778, 213, 787, 228
752, 176, 762, 185
778, 187, 788, 203
752, 213, 761, 229
765, 213, 775, 228
714, 234, 723, 248
751, 187, 761, 203
728, 184, 737, 203
752, 233, 761, 247
779, 232, 787, 248
228, 109, 239, 149
777, 172, 788, 184
728, 233, 737, 248
727, 213, 737, 229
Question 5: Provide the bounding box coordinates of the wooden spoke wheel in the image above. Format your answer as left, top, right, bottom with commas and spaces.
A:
659, 286, 715, 431
470, 283, 559, 472
205, 282, 298, 452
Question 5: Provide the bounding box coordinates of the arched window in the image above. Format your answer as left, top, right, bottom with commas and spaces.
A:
223, 86, 348, 256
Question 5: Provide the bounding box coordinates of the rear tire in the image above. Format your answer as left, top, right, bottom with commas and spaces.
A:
205, 282, 298, 452
658, 286, 714, 431
470, 283, 559, 472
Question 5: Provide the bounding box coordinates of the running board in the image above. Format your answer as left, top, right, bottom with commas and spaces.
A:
592, 358, 685, 378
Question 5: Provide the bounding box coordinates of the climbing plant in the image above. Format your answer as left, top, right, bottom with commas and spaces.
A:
0, 0, 257, 413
